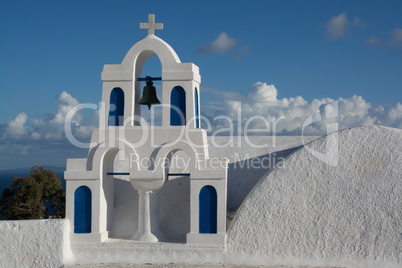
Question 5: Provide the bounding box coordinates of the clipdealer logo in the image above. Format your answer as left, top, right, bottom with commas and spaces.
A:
302, 101, 339, 167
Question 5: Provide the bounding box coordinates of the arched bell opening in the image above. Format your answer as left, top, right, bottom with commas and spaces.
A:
108, 88, 124, 126
74, 185, 92, 233
137, 55, 162, 126
170, 86, 186, 126
158, 149, 191, 242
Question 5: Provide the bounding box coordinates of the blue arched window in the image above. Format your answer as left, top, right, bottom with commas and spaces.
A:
199, 185, 217, 233
195, 88, 200, 128
74, 186, 92, 233
170, 86, 186, 126
108, 88, 124, 126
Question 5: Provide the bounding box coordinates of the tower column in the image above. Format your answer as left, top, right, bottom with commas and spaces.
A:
133, 190, 158, 242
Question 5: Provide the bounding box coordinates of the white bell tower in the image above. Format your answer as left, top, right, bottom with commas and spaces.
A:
65, 14, 227, 246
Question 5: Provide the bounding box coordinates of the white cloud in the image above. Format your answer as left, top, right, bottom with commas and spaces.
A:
2, 112, 29, 140
325, 13, 365, 40
363, 28, 402, 51
364, 29, 402, 49
247, 82, 277, 102
325, 13, 349, 40
198, 32, 248, 55
201, 87, 244, 112
352, 17, 366, 27
364, 36, 382, 47
32, 91, 82, 140
1, 91, 98, 145
389, 28, 402, 47
203, 82, 402, 135
388, 103, 402, 128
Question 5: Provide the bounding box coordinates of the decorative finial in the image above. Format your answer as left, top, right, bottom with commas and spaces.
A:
140, 14, 163, 35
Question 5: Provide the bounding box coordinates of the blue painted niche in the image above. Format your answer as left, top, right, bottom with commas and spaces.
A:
74, 186, 92, 233
195, 88, 200, 128
108, 88, 124, 126
199, 185, 217, 233
170, 86, 186, 125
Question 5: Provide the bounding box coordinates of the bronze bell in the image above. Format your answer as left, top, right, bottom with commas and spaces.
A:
138, 76, 161, 109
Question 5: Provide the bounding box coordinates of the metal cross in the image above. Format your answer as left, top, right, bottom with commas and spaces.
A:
140, 14, 163, 35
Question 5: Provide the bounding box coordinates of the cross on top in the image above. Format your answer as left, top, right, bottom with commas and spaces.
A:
140, 14, 163, 35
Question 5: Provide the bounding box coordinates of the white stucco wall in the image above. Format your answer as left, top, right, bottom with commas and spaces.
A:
208, 135, 319, 211
0, 219, 73, 268
227, 126, 402, 268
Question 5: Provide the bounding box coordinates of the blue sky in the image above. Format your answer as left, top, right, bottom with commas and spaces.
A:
1, 0, 402, 169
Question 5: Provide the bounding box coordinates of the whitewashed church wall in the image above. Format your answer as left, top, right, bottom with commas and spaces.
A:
226, 126, 402, 268
0, 219, 73, 268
